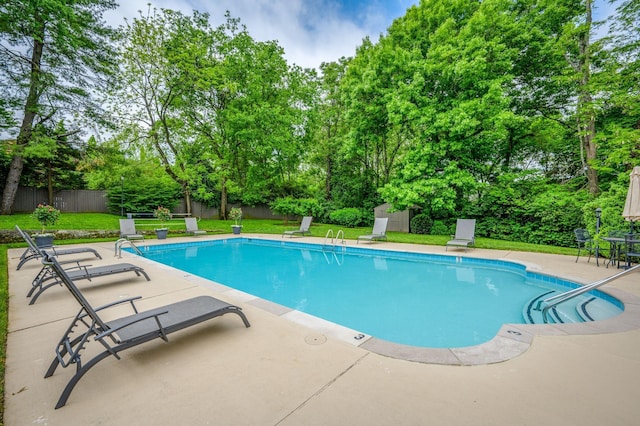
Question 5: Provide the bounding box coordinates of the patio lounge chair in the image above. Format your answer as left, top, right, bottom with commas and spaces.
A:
119, 218, 144, 241
357, 217, 388, 244
282, 216, 313, 237
15, 225, 102, 270
40, 251, 251, 409
446, 219, 476, 251
185, 217, 207, 236
27, 260, 150, 305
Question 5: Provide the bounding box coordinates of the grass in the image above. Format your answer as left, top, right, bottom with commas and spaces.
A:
0, 212, 578, 421
0, 212, 577, 255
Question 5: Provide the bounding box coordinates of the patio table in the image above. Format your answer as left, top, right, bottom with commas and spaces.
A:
603, 237, 626, 269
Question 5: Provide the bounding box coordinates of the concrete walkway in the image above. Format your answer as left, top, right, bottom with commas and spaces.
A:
4, 235, 640, 425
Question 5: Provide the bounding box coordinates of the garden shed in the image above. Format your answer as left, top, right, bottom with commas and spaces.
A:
374, 203, 415, 233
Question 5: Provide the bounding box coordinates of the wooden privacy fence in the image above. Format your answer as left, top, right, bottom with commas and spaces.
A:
12, 187, 108, 213
10, 187, 281, 220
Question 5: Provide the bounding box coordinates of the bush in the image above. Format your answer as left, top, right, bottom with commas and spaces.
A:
430, 220, 450, 235
410, 214, 433, 234
32, 204, 61, 233
329, 208, 364, 227
270, 197, 324, 219
107, 177, 181, 214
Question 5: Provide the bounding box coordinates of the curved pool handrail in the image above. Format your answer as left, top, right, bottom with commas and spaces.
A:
536, 263, 640, 323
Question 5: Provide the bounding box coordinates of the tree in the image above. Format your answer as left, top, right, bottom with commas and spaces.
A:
0, 0, 117, 214
108, 7, 207, 215
176, 14, 316, 214
21, 121, 85, 203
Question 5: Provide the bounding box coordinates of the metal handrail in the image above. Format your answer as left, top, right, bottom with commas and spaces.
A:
323, 229, 346, 251
323, 229, 334, 248
535, 263, 640, 323
114, 238, 143, 258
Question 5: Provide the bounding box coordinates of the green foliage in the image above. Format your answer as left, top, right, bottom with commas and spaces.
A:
471, 175, 590, 247
270, 197, 324, 219
0, 0, 118, 212
410, 213, 433, 234
106, 177, 181, 214
430, 220, 450, 236
329, 208, 364, 228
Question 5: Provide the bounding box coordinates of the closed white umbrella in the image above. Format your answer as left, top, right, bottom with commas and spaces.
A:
623, 166, 640, 232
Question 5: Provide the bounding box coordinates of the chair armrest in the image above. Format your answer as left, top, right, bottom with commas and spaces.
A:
93, 296, 143, 314
94, 309, 169, 340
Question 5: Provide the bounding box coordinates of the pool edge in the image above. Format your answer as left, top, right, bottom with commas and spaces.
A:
127, 236, 640, 366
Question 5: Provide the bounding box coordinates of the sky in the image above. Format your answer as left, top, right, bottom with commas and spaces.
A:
104, 0, 619, 70
104, 0, 419, 69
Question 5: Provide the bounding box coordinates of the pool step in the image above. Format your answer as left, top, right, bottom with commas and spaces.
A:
523, 291, 619, 324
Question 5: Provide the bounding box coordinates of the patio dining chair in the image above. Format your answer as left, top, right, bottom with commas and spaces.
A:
574, 228, 593, 263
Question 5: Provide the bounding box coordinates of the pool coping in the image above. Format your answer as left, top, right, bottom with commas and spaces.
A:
129, 235, 640, 366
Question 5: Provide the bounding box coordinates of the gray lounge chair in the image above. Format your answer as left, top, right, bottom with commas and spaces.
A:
27, 260, 150, 305
15, 225, 102, 270
185, 217, 207, 236
119, 218, 144, 241
282, 216, 313, 237
40, 251, 251, 409
446, 219, 476, 251
357, 217, 388, 244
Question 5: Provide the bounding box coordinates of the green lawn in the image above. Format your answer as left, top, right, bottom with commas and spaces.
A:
0, 212, 578, 421
0, 212, 576, 255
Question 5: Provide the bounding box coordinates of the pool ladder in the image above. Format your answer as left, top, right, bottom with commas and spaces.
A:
323, 229, 346, 251
114, 238, 143, 258
323, 229, 345, 265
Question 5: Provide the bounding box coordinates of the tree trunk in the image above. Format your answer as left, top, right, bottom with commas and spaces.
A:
183, 185, 192, 215
220, 177, 228, 220
1, 14, 45, 214
47, 160, 54, 205
577, 0, 599, 195
1, 156, 25, 214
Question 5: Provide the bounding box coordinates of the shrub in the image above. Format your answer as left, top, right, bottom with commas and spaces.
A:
229, 207, 242, 226
329, 208, 364, 228
430, 220, 450, 235
153, 206, 171, 222
270, 197, 324, 219
107, 177, 180, 214
410, 214, 433, 234
32, 204, 61, 233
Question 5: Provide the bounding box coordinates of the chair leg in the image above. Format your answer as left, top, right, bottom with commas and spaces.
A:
575, 242, 581, 262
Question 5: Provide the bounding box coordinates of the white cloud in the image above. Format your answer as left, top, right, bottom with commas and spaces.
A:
104, 0, 414, 69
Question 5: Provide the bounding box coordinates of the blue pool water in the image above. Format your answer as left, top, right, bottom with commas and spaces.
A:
134, 238, 622, 348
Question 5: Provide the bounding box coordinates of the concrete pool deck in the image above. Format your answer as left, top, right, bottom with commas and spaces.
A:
4, 235, 640, 424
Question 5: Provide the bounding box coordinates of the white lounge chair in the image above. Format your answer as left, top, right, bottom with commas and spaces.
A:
446, 219, 476, 251
185, 217, 207, 236
119, 218, 144, 241
282, 216, 313, 237
357, 217, 388, 244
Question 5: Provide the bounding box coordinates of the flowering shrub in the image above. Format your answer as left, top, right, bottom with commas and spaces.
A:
153, 206, 171, 222
32, 204, 61, 233
229, 207, 242, 226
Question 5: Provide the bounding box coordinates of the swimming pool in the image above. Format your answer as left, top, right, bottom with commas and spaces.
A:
133, 238, 622, 348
